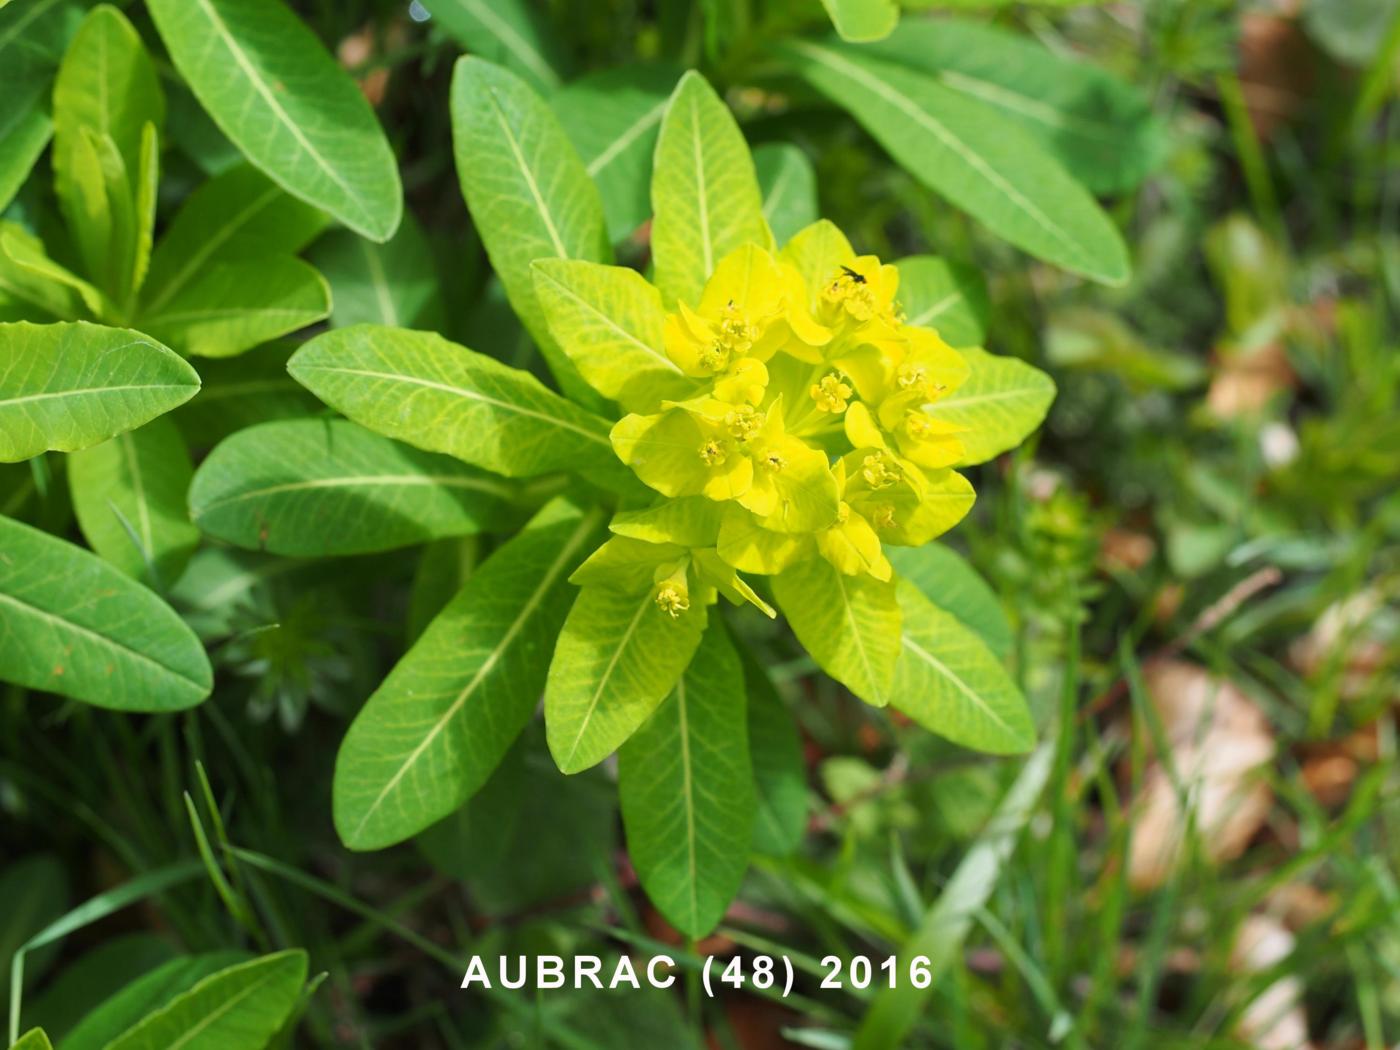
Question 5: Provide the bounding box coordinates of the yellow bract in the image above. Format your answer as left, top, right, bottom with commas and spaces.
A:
603, 227, 982, 618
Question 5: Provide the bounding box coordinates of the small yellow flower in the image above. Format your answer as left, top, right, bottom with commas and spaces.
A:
810, 372, 853, 413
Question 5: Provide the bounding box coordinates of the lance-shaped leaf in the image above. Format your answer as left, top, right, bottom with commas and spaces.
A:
450, 56, 608, 407
553, 64, 678, 242
0, 223, 81, 321
288, 325, 631, 487
62, 952, 252, 1050
0, 105, 51, 216
889, 580, 1034, 754
68, 416, 198, 588
145, 0, 402, 241
772, 558, 900, 706
926, 346, 1055, 466
140, 162, 329, 319
103, 950, 307, 1050
545, 585, 706, 774
532, 258, 696, 412
189, 418, 515, 556
651, 71, 772, 308
423, 0, 567, 95
12, 1031, 52, 1050
778, 39, 1129, 285
335, 500, 603, 850
0, 515, 211, 710
887, 543, 1011, 660
0, 322, 200, 462
895, 255, 989, 348
866, 18, 1167, 194
139, 256, 330, 359
308, 211, 444, 330
822, 0, 898, 42
619, 623, 755, 937
756, 142, 818, 249
741, 646, 807, 857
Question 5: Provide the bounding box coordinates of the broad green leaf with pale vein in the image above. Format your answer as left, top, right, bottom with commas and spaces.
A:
553, 64, 678, 242
103, 950, 307, 1050
189, 418, 515, 556
450, 56, 609, 408
619, 624, 754, 936
755, 142, 818, 248
68, 415, 198, 588
742, 648, 807, 856
887, 543, 1011, 660
889, 580, 1033, 753
822, 0, 898, 42
926, 346, 1055, 466
145, 0, 401, 241
855, 742, 1053, 1050
532, 258, 696, 412
139, 256, 330, 359
545, 585, 706, 774
651, 71, 772, 308
895, 255, 989, 348
141, 162, 328, 318
867, 19, 1167, 194
0, 321, 200, 462
772, 558, 900, 706
0, 105, 50, 215
424, 0, 566, 95
778, 39, 1129, 285
0, 515, 211, 710
335, 499, 603, 850
288, 325, 633, 488
62, 952, 252, 1050
308, 211, 444, 330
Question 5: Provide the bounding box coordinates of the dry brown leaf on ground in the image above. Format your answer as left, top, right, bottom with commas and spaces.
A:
1127, 660, 1277, 890
1233, 914, 1316, 1050
1207, 342, 1296, 418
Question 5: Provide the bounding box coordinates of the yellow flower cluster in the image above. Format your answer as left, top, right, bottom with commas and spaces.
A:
576, 224, 977, 619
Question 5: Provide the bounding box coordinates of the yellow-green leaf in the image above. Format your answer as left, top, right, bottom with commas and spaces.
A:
926, 346, 1056, 466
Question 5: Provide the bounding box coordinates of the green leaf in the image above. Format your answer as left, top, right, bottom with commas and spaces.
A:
867, 19, 1167, 194
755, 142, 818, 249
145, 0, 402, 241
619, 623, 754, 937
0, 515, 212, 710
895, 255, 989, 348
0, 321, 200, 462
68, 415, 198, 588
740, 647, 807, 857
886, 543, 1011, 660
532, 258, 696, 412
425, 0, 566, 93
189, 418, 515, 556
778, 40, 1130, 285
1045, 306, 1207, 391
51, 4, 163, 197
61, 952, 250, 1050
854, 743, 1052, 1050
170, 341, 319, 450
336, 500, 603, 850
450, 56, 609, 407
307, 211, 444, 330
140, 162, 328, 320
650, 71, 771, 308
288, 325, 631, 487
926, 346, 1056, 466
553, 65, 678, 242
545, 585, 706, 774
822, 0, 898, 42
0, 855, 67, 1002
10, 1030, 51, 1050
138, 256, 330, 359
889, 580, 1033, 754
0, 223, 79, 321
0, 106, 50, 216
771, 558, 900, 706
103, 950, 307, 1050
21, 934, 175, 1044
